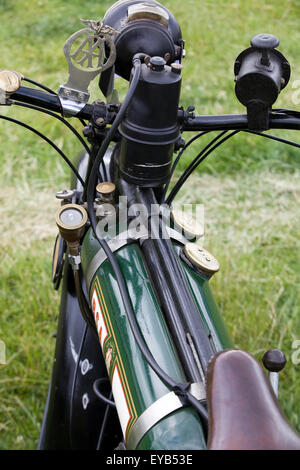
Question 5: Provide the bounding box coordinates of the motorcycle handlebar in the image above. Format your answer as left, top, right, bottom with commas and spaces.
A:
181, 114, 300, 132
10, 86, 95, 121
10, 85, 300, 133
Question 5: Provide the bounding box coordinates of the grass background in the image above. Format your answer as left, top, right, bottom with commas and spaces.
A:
0, 0, 299, 449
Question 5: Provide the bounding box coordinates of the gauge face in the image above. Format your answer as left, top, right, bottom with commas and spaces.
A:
59, 207, 83, 227
56, 204, 88, 246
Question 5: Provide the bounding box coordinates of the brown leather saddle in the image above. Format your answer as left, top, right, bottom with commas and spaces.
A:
206, 349, 300, 450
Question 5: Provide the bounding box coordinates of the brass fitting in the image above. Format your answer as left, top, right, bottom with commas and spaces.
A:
56, 204, 88, 255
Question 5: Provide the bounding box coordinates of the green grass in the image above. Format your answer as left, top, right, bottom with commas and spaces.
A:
0, 0, 300, 449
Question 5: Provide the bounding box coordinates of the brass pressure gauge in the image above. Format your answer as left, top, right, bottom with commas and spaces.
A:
56, 204, 88, 254
183, 243, 220, 276
171, 209, 204, 241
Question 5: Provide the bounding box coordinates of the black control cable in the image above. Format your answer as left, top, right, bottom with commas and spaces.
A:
12, 100, 91, 156
0, 114, 85, 186
93, 378, 116, 408
245, 130, 300, 150
166, 130, 235, 205
166, 129, 300, 205
22, 76, 87, 127
273, 108, 300, 118
161, 130, 211, 203
22, 77, 57, 95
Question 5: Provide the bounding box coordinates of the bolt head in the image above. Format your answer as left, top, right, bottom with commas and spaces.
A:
150, 56, 166, 71
96, 117, 105, 126
56, 189, 75, 200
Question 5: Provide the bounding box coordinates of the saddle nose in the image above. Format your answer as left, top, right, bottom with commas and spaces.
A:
206, 349, 300, 450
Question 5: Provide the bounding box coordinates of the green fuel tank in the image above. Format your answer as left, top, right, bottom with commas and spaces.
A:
81, 226, 233, 450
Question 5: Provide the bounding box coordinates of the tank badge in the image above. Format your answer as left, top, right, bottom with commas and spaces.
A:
58, 19, 119, 115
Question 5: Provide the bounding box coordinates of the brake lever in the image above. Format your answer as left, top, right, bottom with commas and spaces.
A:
58, 19, 119, 117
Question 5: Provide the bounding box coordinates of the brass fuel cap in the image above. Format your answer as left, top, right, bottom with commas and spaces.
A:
171, 209, 204, 241
184, 243, 220, 276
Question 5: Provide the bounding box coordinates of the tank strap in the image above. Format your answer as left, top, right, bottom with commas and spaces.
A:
86, 226, 188, 291
126, 382, 206, 450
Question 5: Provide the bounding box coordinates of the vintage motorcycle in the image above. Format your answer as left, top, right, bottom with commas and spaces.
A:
1, 0, 300, 450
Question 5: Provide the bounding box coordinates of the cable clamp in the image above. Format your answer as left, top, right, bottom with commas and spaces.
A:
68, 253, 81, 271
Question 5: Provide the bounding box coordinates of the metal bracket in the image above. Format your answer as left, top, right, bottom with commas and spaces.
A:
86, 226, 189, 292
58, 20, 118, 116
126, 382, 206, 450
68, 253, 81, 271
86, 227, 148, 290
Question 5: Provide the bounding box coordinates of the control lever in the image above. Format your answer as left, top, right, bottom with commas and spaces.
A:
262, 349, 286, 397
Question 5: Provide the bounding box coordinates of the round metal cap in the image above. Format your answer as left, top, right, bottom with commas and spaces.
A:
56, 189, 75, 200
171, 209, 204, 240
171, 63, 183, 75
96, 182, 116, 196
262, 349, 286, 372
251, 34, 279, 50
150, 56, 166, 71
184, 243, 220, 275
